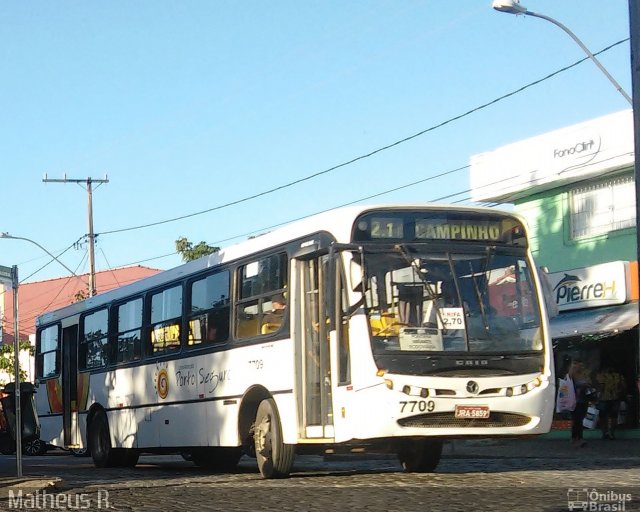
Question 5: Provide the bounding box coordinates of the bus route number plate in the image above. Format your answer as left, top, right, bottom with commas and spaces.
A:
455, 405, 490, 419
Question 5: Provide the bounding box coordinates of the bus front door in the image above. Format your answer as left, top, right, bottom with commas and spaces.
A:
296, 256, 334, 439
61, 324, 80, 448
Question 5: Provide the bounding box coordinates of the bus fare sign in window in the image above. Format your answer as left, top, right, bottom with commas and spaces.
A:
368, 218, 404, 239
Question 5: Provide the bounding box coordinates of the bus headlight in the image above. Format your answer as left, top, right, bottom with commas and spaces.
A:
509, 377, 544, 396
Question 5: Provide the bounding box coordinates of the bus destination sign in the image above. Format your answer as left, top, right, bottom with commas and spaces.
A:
415, 221, 501, 241
353, 211, 527, 247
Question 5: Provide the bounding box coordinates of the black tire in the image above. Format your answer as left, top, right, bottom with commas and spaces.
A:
397, 439, 443, 473
192, 447, 242, 472
254, 398, 294, 479
89, 411, 115, 468
115, 449, 139, 467
24, 438, 48, 456
89, 411, 138, 468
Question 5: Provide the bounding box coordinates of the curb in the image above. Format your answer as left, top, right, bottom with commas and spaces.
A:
0, 477, 64, 500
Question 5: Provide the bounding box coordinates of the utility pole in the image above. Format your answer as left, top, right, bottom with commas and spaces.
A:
43, 174, 109, 297
629, 0, 640, 392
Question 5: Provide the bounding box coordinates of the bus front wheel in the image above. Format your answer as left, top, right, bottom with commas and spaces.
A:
254, 398, 294, 479
397, 439, 443, 472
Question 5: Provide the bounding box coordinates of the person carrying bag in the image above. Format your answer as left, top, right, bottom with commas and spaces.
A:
556, 374, 576, 414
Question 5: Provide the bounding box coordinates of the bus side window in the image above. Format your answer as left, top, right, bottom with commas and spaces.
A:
188, 271, 230, 347
149, 285, 182, 355
36, 324, 60, 378
79, 308, 109, 370
116, 298, 143, 364
235, 252, 288, 339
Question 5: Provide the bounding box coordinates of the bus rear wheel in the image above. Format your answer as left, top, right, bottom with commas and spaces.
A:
89, 411, 139, 468
397, 439, 443, 473
254, 398, 294, 479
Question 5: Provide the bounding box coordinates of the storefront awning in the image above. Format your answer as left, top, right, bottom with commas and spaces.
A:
549, 302, 639, 340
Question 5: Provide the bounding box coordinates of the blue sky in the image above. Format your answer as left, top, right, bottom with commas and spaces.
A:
0, 1, 632, 286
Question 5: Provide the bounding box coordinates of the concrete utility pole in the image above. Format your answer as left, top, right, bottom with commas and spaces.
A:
43, 174, 109, 297
629, 1, 640, 381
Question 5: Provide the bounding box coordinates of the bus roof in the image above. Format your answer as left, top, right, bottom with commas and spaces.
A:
35, 203, 523, 327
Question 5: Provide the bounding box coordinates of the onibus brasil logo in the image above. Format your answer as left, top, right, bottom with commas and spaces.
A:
567, 488, 632, 511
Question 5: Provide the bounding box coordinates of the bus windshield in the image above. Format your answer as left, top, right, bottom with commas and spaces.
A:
362, 245, 543, 355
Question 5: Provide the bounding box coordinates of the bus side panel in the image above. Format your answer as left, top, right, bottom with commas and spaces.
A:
39, 415, 64, 448
209, 338, 296, 446
272, 392, 297, 445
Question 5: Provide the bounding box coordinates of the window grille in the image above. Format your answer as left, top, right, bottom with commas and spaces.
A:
569, 175, 635, 239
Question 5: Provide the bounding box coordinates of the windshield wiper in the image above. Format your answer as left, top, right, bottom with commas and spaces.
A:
394, 244, 447, 333
468, 247, 495, 334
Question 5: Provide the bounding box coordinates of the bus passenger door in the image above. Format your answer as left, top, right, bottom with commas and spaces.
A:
61, 324, 80, 448
295, 256, 334, 439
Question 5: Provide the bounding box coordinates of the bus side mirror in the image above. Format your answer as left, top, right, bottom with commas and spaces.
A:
538, 266, 559, 319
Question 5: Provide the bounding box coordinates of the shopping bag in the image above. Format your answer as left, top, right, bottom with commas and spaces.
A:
583, 405, 600, 429
556, 375, 576, 413
617, 401, 628, 426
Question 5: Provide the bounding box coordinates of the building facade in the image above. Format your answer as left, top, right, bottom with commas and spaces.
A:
470, 109, 638, 431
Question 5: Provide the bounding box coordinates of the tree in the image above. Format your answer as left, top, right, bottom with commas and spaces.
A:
175, 237, 219, 262
73, 287, 89, 303
0, 340, 33, 384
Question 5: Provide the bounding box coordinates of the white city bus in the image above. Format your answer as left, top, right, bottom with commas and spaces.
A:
34, 205, 554, 478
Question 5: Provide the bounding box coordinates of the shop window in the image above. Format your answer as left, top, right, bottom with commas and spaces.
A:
570, 175, 635, 239
188, 271, 230, 346
80, 309, 109, 370
236, 252, 288, 339
149, 285, 182, 354
116, 298, 143, 364
37, 325, 60, 379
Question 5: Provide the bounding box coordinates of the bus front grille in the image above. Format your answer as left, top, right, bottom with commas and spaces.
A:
398, 412, 532, 429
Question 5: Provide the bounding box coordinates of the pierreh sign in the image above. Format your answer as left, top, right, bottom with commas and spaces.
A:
548, 261, 630, 312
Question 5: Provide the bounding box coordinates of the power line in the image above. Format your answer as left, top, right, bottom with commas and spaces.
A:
19, 237, 85, 284
24, 151, 634, 326
106, 146, 635, 269
97, 38, 629, 238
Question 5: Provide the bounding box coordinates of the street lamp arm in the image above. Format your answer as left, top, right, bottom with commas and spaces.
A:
525, 10, 632, 105
0, 233, 79, 278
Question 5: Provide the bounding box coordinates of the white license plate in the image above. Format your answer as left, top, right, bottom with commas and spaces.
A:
454, 405, 490, 419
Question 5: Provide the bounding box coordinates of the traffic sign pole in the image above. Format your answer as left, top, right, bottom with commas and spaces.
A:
0, 264, 22, 477
12, 265, 22, 478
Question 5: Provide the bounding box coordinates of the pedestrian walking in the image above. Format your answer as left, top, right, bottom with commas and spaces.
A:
568, 359, 591, 447
596, 366, 626, 440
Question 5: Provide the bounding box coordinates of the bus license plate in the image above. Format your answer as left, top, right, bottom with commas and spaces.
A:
455, 405, 490, 419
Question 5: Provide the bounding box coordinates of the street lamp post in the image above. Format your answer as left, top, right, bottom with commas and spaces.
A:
492, 0, 632, 104
0, 233, 79, 278
494, 0, 640, 399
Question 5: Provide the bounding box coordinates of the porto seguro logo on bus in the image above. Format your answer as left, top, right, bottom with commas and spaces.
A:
155, 362, 169, 400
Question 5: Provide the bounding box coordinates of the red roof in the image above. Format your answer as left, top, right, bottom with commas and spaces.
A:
1, 266, 161, 343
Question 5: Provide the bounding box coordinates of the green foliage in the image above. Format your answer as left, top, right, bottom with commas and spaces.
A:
73, 287, 89, 303
175, 237, 219, 262
0, 340, 33, 384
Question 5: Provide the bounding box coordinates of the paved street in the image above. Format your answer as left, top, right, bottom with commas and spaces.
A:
0, 439, 638, 511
